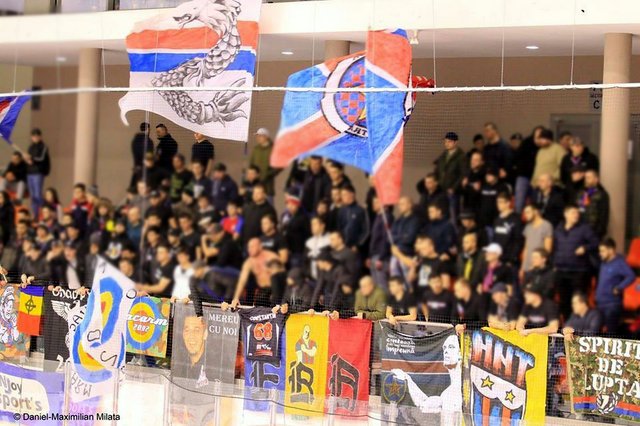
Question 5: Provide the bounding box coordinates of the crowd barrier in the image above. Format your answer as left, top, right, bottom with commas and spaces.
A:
0, 280, 637, 425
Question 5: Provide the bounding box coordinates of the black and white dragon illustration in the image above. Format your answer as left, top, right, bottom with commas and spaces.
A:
153, 0, 250, 126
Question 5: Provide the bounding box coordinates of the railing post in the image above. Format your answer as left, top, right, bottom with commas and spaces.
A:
268, 388, 277, 426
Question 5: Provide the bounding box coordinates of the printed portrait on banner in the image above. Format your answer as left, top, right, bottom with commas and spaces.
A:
171, 303, 239, 389
461, 329, 548, 425
285, 314, 329, 416
0, 284, 30, 361
380, 324, 462, 425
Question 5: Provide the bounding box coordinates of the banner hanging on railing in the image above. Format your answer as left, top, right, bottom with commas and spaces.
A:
380, 324, 462, 424
17, 285, 44, 336
285, 313, 329, 416
327, 318, 372, 416
43, 287, 88, 371
0, 362, 64, 425
0, 284, 30, 361
566, 335, 640, 422
171, 303, 239, 388
461, 329, 548, 425
126, 296, 170, 358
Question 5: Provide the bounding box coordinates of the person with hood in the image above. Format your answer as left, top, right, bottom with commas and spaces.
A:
249, 128, 281, 197
553, 205, 599, 319
560, 136, 599, 186
596, 238, 635, 334
210, 163, 238, 214
576, 169, 610, 238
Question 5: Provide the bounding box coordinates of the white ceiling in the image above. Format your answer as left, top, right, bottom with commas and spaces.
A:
0, 0, 639, 67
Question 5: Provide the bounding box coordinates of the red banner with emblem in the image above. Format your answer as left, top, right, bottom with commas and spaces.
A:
326, 318, 372, 416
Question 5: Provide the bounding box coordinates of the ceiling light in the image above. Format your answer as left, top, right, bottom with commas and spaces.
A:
55, 56, 67, 63
409, 30, 419, 45
525, 45, 539, 50
281, 51, 294, 56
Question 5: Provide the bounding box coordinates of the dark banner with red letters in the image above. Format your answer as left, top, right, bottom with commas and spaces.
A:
326, 318, 372, 416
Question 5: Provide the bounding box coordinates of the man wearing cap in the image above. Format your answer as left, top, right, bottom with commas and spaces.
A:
155, 124, 178, 174
560, 136, 599, 187
190, 134, 213, 173
516, 284, 559, 336
337, 183, 369, 251
475, 243, 513, 296
211, 163, 238, 214
487, 283, 520, 331
250, 128, 281, 197
435, 132, 467, 220
531, 173, 565, 228
281, 189, 310, 268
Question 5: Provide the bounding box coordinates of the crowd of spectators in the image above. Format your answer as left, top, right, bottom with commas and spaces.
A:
0, 121, 636, 341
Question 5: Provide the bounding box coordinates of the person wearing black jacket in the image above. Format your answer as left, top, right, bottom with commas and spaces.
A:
492, 192, 523, 266
576, 170, 609, 238
456, 232, 484, 284
553, 205, 599, 319
478, 168, 511, 228
336, 184, 369, 250
531, 173, 565, 228
482, 122, 511, 179
301, 156, 331, 214
509, 131, 539, 213
25, 128, 50, 218
280, 268, 313, 314
560, 137, 599, 187
0, 152, 27, 200
460, 151, 485, 215
368, 195, 393, 287
416, 173, 449, 223
0, 191, 15, 246
563, 292, 603, 339
241, 184, 277, 244
281, 191, 310, 267
155, 124, 178, 174
434, 132, 467, 220
523, 248, 554, 299
130, 122, 154, 187
453, 278, 485, 326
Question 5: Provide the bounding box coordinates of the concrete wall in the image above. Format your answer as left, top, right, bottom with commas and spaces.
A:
25, 54, 639, 207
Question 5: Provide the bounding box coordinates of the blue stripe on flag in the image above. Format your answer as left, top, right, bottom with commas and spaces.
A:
128, 50, 256, 74
0, 95, 30, 144
278, 65, 327, 129
308, 132, 374, 173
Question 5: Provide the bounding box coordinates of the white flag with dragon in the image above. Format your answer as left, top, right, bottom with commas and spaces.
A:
119, 0, 261, 142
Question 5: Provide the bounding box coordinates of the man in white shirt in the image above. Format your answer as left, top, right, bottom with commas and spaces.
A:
304, 216, 330, 280
172, 246, 194, 303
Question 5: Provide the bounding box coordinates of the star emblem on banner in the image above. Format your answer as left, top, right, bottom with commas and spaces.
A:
505, 389, 516, 404
481, 375, 494, 390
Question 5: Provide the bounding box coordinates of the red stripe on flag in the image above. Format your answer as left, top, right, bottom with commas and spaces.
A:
501, 407, 512, 426
271, 116, 340, 168
572, 396, 595, 403
373, 135, 403, 205
482, 397, 491, 426
366, 31, 411, 85
126, 21, 258, 51
17, 311, 42, 336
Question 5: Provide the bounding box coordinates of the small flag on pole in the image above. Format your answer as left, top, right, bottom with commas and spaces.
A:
0, 94, 31, 144
17, 285, 45, 336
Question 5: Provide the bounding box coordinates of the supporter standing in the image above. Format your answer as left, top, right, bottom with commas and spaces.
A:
531, 173, 565, 228
563, 292, 603, 339
577, 169, 610, 238
24, 128, 50, 217
155, 124, 178, 174
211, 163, 238, 214
191, 132, 215, 175
521, 203, 553, 274
241, 184, 276, 243
516, 284, 559, 335
0, 152, 27, 201
434, 132, 466, 220
249, 128, 281, 198
482, 122, 511, 180
508, 131, 538, 213
560, 137, 599, 186
531, 128, 564, 185
596, 238, 635, 334
130, 122, 154, 187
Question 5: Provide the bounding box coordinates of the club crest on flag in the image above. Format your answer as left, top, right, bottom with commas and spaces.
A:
271, 29, 415, 204
126, 296, 170, 356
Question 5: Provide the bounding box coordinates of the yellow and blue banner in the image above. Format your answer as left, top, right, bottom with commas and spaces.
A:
462, 328, 548, 425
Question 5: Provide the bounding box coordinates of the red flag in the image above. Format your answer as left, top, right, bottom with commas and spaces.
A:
326, 319, 372, 416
